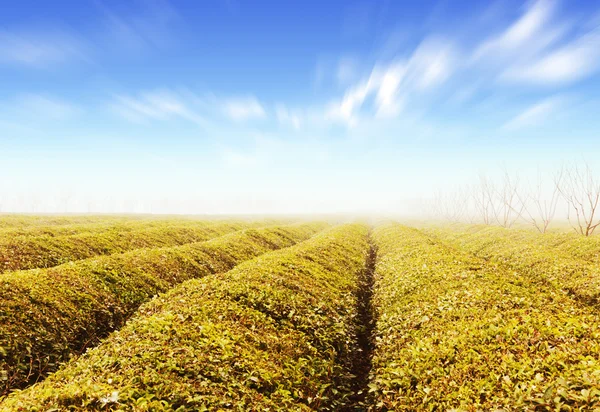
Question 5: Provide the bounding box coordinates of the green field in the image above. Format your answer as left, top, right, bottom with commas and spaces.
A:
1, 216, 599, 411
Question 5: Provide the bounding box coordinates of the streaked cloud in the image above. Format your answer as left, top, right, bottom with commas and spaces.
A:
0, 29, 86, 67
17, 94, 81, 119
275, 105, 302, 129
326, 38, 455, 126
110, 90, 205, 125
99, 0, 180, 52
503, 97, 563, 130
502, 29, 600, 84
472, 0, 560, 62
222, 97, 266, 121
0, 94, 80, 122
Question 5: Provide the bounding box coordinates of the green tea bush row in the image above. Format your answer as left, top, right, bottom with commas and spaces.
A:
426, 224, 600, 263
0, 222, 327, 396
0, 218, 234, 240
368, 223, 600, 410
1, 224, 369, 411
427, 225, 600, 307
0, 217, 280, 241
0, 220, 257, 272
0, 215, 136, 229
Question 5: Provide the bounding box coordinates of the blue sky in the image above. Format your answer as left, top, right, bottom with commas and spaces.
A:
1, 0, 600, 214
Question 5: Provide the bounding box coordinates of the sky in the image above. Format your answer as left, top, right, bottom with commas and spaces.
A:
1, 0, 600, 214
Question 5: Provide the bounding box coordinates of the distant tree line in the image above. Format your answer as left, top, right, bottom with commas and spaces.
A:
431, 162, 600, 236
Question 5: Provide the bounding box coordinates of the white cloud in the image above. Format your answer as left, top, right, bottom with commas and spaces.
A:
469, 0, 600, 86
502, 29, 600, 84
472, 0, 560, 61
16, 94, 80, 119
0, 30, 86, 67
503, 97, 562, 130
336, 57, 359, 85
275, 105, 302, 129
222, 97, 266, 121
326, 38, 455, 125
100, 0, 179, 51
111, 90, 205, 125
375, 63, 406, 118
408, 39, 455, 90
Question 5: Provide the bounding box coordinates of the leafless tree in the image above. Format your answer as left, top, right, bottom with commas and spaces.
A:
494, 169, 525, 228
557, 162, 600, 236
516, 169, 563, 233
470, 170, 525, 227
472, 174, 496, 225
432, 189, 471, 222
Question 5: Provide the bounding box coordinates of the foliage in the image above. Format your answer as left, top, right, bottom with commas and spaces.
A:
367, 223, 600, 410
1, 224, 369, 411
426, 224, 600, 306
0, 215, 135, 229
0, 220, 277, 272
0, 222, 327, 396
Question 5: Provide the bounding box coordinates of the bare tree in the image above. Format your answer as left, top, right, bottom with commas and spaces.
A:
517, 169, 563, 233
557, 162, 600, 236
472, 174, 496, 225
495, 169, 525, 228
432, 188, 471, 223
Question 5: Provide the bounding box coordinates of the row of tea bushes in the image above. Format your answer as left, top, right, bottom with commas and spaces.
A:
0, 215, 136, 229
426, 223, 600, 263
1, 224, 369, 411
0, 220, 260, 272
368, 223, 600, 410
0, 222, 327, 396
427, 225, 600, 307
0, 218, 237, 240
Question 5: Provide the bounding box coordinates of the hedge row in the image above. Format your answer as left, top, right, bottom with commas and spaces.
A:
0, 220, 261, 272
0, 221, 132, 240
0, 218, 224, 240
0, 222, 327, 396
427, 225, 600, 307
0, 218, 284, 241
1, 223, 370, 411
368, 223, 600, 410
0, 215, 136, 229
426, 224, 600, 263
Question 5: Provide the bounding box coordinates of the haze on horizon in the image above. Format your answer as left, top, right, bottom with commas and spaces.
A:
1, 0, 600, 215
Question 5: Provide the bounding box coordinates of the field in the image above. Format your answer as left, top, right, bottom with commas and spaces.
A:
1, 216, 599, 411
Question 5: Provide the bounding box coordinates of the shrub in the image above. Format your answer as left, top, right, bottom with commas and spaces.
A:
426, 225, 600, 307
0, 220, 263, 272
1, 224, 369, 411
0, 222, 327, 396
368, 223, 600, 410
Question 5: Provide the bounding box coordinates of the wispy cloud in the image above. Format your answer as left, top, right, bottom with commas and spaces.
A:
326, 38, 455, 126
502, 29, 600, 84
275, 105, 302, 129
336, 57, 359, 85
0, 29, 87, 67
472, 0, 560, 62
17, 94, 81, 119
0, 94, 80, 121
222, 97, 266, 121
110, 90, 205, 125
99, 0, 180, 52
503, 97, 563, 130
109, 90, 268, 126
469, 0, 600, 86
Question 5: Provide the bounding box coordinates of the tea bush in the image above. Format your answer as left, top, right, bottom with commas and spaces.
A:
0, 222, 327, 396
368, 223, 600, 410
0, 224, 369, 411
